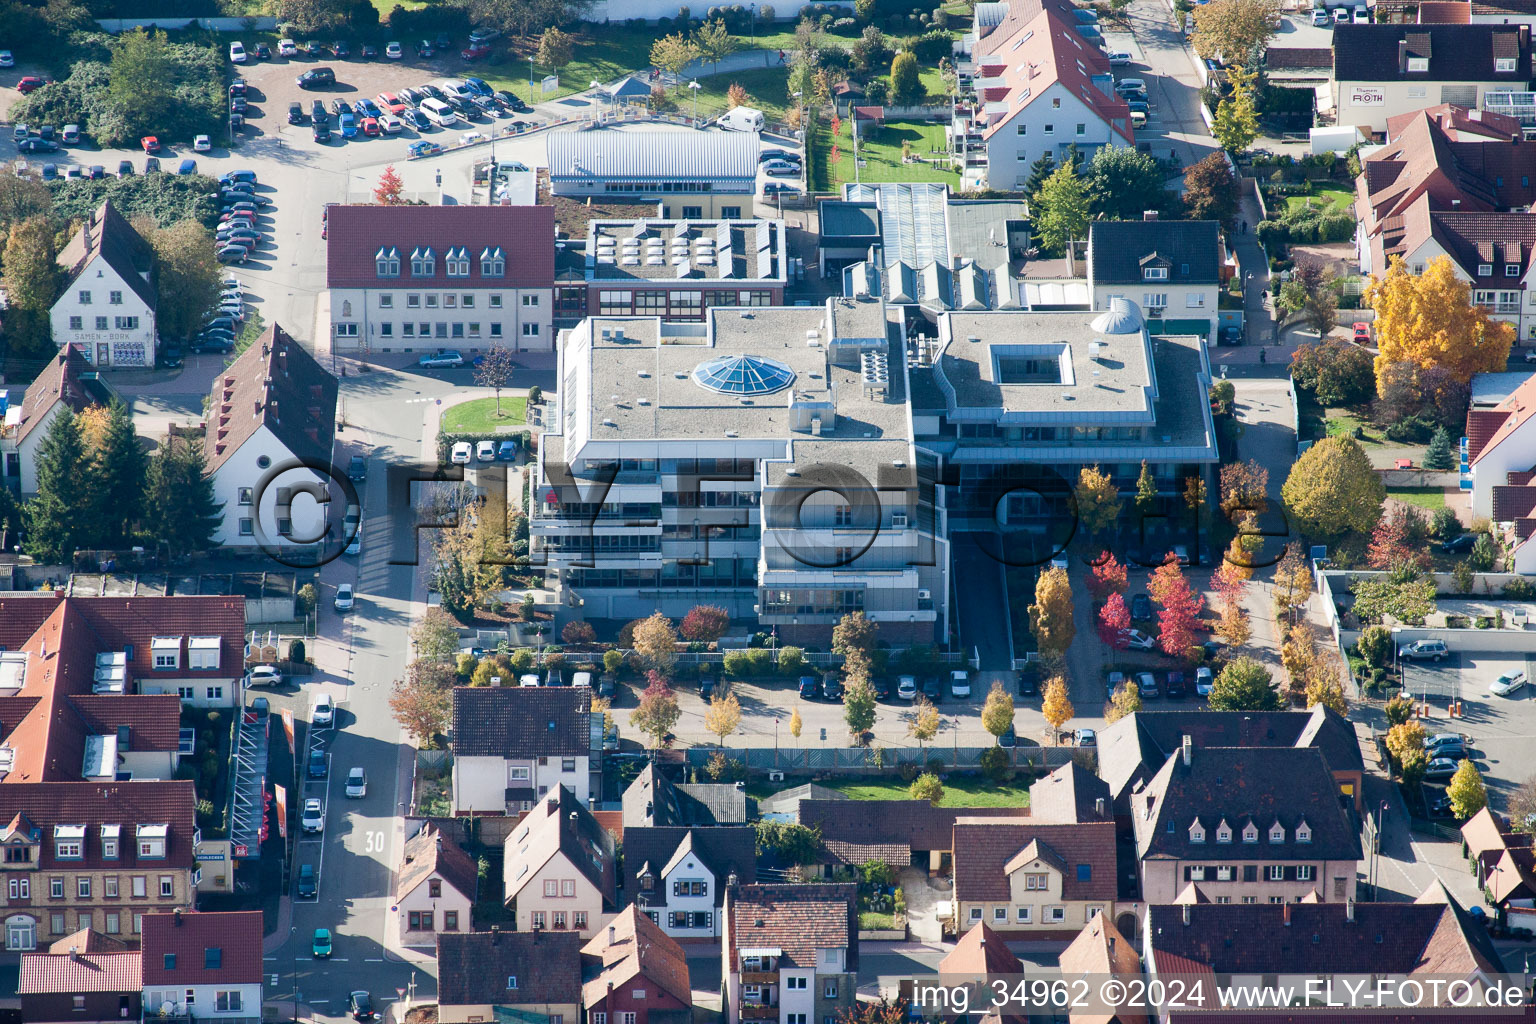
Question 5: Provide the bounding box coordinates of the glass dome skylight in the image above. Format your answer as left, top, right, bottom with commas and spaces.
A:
692, 354, 797, 396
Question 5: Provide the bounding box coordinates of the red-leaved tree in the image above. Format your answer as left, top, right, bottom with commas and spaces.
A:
1088, 552, 1128, 603
680, 605, 730, 642
1097, 592, 1132, 648
374, 165, 405, 206
1367, 506, 1432, 570
1156, 579, 1205, 658
1148, 556, 1187, 607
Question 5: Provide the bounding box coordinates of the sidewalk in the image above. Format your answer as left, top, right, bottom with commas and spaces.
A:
1235, 181, 1276, 348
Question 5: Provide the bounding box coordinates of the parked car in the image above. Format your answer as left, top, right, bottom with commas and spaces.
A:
312, 693, 335, 726
1440, 534, 1477, 554
312, 122, 331, 143
1136, 671, 1160, 699
1105, 670, 1125, 702
1312, 6, 1331, 23
475, 439, 496, 462
334, 584, 354, 612
289, 101, 307, 124
949, 669, 971, 698
297, 67, 336, 89
462, 43, 492, 60
469, 26, 502, 43
1075, 727, 1097, 747
418, 349, 464, 367
193, 134, 211, 152
345, 767, 367, 798
229, 41, 248, 63
0, 51, 12, 67
763, 159, 800, 176
140, 135, 160, 152
1399, 639, 1449, 661
1121, 628, 1156, 651
922, 677, 943, 703
117, 159, 135, 177
698, 674, 716, 699
158, 346, 183, 369
1195, 665, 1214, 697
416, 39, 434, 57
144, 156, 160, 172
17, 138, 57, 153
246, 665, 284, 687
301, 798, 324, 833
386, 41, 403, 59
897, 675, 918, 701
337, 110, 358, 136
1491, 671, 1529, 697
1352, 321, 1371, 344
361, 43, 378, 58
297, 863, 317, 898
177, 158, 197, 174
821, 671, 844, 700
15, 76, 47, 95
1424, 757, 1463, 780
798, 676, 819, 699
306, 748, 327, 779
349, 992, 377, 1023
402, 109, 431, 132
1106, 50, 1132, 65
1165, 670, 1187, 698
278, 38, 298, 55
497, 440, 517, 461
1130, 593, 1152, 620
1426, 739, 1468, 761
254, 42, 271, 59
763, 182, 800, 198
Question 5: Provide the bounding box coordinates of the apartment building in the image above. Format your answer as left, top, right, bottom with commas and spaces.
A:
140, 911, 263, 1024
48, 200, 158, 369
1087, 219, 1223, 337
950, 819, 1118, 938
533, 297, 945, 646
721, 883, 857, 1024
437, 930, 582, 1024
450, 687, 594, 815
1466, 371, 1536, 571
326, 204, 556, 353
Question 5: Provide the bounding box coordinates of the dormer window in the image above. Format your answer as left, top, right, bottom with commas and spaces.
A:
1480, 263, 1494, 276
1242, 823, 1258, 844
481, 246, 506, 277
188, 636, 220, 671
1189, 821, 1205, 843
137, 824, 168, 859
1497, 57, 1518, 72
445, 246, 470, 277
411, 246, 435, 277
54, 825, 85, 860
1269, 823, 1285, 844
1296, 822, 1312, 843
1407, 57, 1429, 72
1216, 820, 1232, 844
376, 246, 401, 277
1143, 266, 1168, 281
1507, 264, 1521, 277
151, 637, 180, 671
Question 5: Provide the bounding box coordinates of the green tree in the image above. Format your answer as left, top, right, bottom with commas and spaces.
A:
1105, 680, 1142, 724
1207, 656, 1283, 711
1182, 152, 1239, 229
1281, 437, 1385, 537
3, 215, 63, 360
143, 437, 221, 558
1423, 427, 1455, 471
1074, 465, 1122, 537
909, 771, 943, 804
411, 607, 462, 662
908, 697, 940, 751
889, 50, 923, 105
108, 29, 175, 137
389, 660, 453, 749
0, 175, 53, 237
1212, 64, 1260, 153
24, 407, 94, 561
755, 821, 822, 862
1029, 567, 1076, 659
88, 400, 145, 546
1448, 760, 1488, 818
693, 18, 736, 73
1383, 693, 1415, 727
1086, 145, 1169, 220
536, 25, 574, 71
843, 678, 877, 743
832, 611, 879, 661
1357, 624, 1393, 669
1386, 720, 1426, 779
981, 681, 1015, 741
1134, 460, 1158, 513
1032, 162, 1091, 256
650, 32, 700, 87
147, 219, 221, 347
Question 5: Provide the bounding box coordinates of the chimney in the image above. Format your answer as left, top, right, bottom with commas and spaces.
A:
1095, 797, 1107, 818
1283, 903, 1292, 927
1398, 39, 1408, 74
609, 925, 616, 946
491, 924, 501, 944
174, 908, 183, 926
69, 947, 79, 962
1143, 210, 1158, 221
435, 835, 443, 851
1108, 936, 1115, 955
1181, 735, 1192, 766
1182, 903, 1191, 925
1346, 899, 1356, 923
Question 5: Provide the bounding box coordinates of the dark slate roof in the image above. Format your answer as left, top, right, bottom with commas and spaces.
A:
1146, 882, 1504, 976
1333, 24, 1533, 83
1099, 707, 1363, 806
1028, 759, 1112, 824
818, 200, 883, 242
504, 785, 616, 908
622, 826, 757, 905
1263, 46, 1334, 70
437, 930, 582, 1006
1130, 746, 1362, 862
796, 799, 1026, 853
727, 883, 858, 970
1088, 220, 1221, 285
452, 686, 590, 757
622, 764, 749, 827
951, 820, 1118, 903
55, 200, 156, 310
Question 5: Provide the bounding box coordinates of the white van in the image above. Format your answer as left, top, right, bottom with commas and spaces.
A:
434, 78, 474, 101
420, 98, 460, 127
717, 105, 765, 132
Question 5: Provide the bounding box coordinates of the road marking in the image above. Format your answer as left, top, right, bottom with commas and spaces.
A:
364, 957, 384, 962
264, 956, 278, 961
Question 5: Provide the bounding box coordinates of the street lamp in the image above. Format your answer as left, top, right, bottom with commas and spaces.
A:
591, 80, 602, 117
689, 79, 701, 125
530, 54, 536, 90
750, 2, 758, 48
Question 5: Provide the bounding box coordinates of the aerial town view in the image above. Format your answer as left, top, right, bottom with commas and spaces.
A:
3, 0, 1536, 1019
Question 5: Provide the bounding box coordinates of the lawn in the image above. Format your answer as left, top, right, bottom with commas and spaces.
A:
443, 396, 528, 433
1283, 184, 1355, 216
687, 66, 793, 122
1387, 487, 1447, 510
1324, 409, 1390, 449
814, 117, 958, 192
816, 774, 1032, 807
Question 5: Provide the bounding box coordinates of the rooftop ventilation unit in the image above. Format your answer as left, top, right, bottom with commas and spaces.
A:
601, 418, 617, 427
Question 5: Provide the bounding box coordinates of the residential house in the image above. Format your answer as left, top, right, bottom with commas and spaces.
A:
622, 764, 750, 828
436, 929, 583, 1024
1026, 760, 1113, 825
395, 824, 477, 948
1462, 807, 1536, 927
1466, 372, 1536, 570
0, 781, 199, 950
1129, 740, 1363, 910
621, 826, 756, 939
576, 218, 788, 322
0, 591, 248, 711
18, 930, 141, 1024
502, 785, 616, 937
325, 204, 556, 353
202, 325, 338, 552
140, 911, 264, 1024
48, 200, 158, 369
1142, 884, 1506, 1022
1057, 915, 1147, 1024
721, 883, 858, 1024
1098, 707, 1365, 817
792, 799, 1029, 874
936, 922, 1025, 1024
0, 345, 113, 495
451, 687, 594, 815
907, 300, 1219, 539
950, 818, 1117, 938
1087, 219, 1222, 338
546, 131, 758, 218
581, 906, 692, 1024
954, 2, 1133, 190
1331, 24, 1535, 132
532, 299, 945, 646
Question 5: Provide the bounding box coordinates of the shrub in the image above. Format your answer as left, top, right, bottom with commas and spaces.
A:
288, 639, 306, 664
1256, 219, 1290, 249
603, 649, 625, 673
778, 645, 805, 674
980, 745, 1011, 782
723, 650, 752, 677
746, 648, 774, 675
1384, 415, 1435, 444
912, 28, 952, 62
898, 761, 919, 782
1504, 578, 1536, 599
832, 17, 858, 32
758, 4, 775, 19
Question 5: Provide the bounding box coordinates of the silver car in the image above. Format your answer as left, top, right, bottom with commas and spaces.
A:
345, 767, 367, 798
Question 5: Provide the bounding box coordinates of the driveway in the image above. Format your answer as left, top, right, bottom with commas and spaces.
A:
952, 532, 1015, 671
1118, 0, 1221, 171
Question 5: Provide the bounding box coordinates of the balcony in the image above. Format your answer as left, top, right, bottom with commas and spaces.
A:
741, 972, 778, 984
740, 1005, 778, 1021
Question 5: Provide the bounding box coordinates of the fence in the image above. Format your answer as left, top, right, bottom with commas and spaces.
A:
680, 744, 1083, 773
96, 16, 277, 31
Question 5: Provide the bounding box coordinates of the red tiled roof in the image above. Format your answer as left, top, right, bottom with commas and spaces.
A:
18, 949, 142, 994
1058, 915, 1147, 1024
951, 820, 1118, 903
326, 204, 556, 289
1417, 1, 1473, 22
977, 8, 1133, 146
14, 345, 113, 444
1468, 408, 1511, 460
1471, 373, 1536, 465
48, 928, 129, 954
1492, 484, 1536, 520
140, 911, 263, 985
939, 922, 1023, 976
0, 780, 197, 870
1386, 103, 1521, 142
204, 324, 336, 474
581, 905, 691, 1008
395, 824, 478, 903
727, 883, 857, 970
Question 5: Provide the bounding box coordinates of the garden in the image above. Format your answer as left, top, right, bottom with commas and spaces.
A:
1248, 150, 1362, 272
814, 115, 959, 191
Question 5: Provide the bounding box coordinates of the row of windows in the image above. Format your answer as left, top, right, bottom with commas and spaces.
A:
542, 878, 580, 897
145, 988, 243, 1012
67, 316, 142, 331
372, 292, 537, 310
1189, 822, 1312, 844
596, 289, 775, 315
75, 290, 128, 306
1014, 122, 1089, 137
338, 322, 539, 341
600, 181, 717, 193
567, 559, 758, 589
405, 908, 460, 931
11, 873, 176, 900
971, 904, 1084, 924
375, 246, 506, 278
528, 909, 588, 929
1138, 292, 1206, 310
759, 590, 866, 615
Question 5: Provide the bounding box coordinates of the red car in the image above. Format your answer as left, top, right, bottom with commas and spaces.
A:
16, 76, 46, 94
140, 136, 160, 153
461, 43, 491, 60
375, 91, 405, 115
361, 116, 380, 136
1351, 321, 1371, 344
